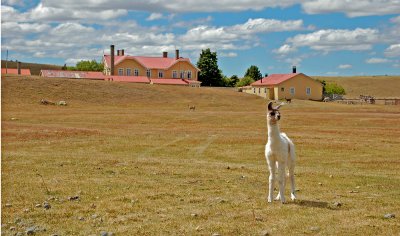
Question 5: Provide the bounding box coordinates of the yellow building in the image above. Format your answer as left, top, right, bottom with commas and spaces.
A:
243, 73, 323, 101
103, 45, 201, 86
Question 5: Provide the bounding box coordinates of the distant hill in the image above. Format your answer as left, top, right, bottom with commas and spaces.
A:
314, 75, 400, 98
1, 60, 63, 75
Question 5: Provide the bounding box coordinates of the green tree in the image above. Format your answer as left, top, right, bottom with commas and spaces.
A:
324, 82, 346, 95
197, 49, 224, 86
236, 76, 255, 87
244, 65, 262, 81
76, 60, 104, 71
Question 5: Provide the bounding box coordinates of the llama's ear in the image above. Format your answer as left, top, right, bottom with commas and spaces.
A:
275, 102, 285, 110
267, 102, 273, 111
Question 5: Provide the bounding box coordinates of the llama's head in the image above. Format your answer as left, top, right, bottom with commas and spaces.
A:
267, 102, 282, 124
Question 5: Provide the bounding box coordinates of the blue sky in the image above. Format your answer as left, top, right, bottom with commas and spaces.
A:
1, 0, 400, 76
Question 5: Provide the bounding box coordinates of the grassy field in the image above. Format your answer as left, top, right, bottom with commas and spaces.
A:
2, 75, 400, 235
314, 75, 400, 98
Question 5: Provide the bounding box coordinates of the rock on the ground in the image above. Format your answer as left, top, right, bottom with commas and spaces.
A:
26, 226, 36, 235
384, 213, 395, 219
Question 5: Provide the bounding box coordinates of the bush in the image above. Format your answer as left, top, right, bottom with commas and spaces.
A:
325, 82, 346, 95
236, 76, 255, 87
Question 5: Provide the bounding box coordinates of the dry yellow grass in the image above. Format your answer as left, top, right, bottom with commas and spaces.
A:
2, 75, 400, 235
314, 75, 400, 98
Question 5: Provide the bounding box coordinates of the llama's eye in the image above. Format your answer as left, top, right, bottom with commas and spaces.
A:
270, 112, 275, 116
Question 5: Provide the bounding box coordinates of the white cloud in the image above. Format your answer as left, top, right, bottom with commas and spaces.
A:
2, 0, 25, 6
391, 15, 400, 24
219, 52, 238, 57
365, 58, 391, 64
273, 44, 297, 54
302, 0, 400, 17
384, 44, 400, 57
338, 64, 352, 69
146, 13, 164, 21
2, 22, 51, 35
284, 28, 379, 52
41, 0, 300, 13
229, 18, 304, 34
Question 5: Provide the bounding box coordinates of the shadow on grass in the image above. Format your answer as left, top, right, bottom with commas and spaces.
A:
292, 200, 336, 210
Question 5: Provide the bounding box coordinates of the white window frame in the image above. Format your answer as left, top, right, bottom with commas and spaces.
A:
172, 70, 178, 78
187, 70, 192, 79
146, 69, 151, 77
306, 87, 311, 95
290, 87, 295, 95
118, 68, 124, 76
158, 70, 164, 78
126, 68, 131, 76
134, 68, 139, 76
180, 70, 185, 79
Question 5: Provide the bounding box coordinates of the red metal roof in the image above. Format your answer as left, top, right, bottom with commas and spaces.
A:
105, 76, 150, 83
104, 55, 199, 70
2, 68, 31, 75
40, 70, 104, 79
251, 73, 300, 86
151, 78, 189, 85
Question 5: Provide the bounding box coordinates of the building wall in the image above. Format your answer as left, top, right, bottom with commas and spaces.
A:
276, 74, 323, 100
114, 59, 147, 76
167, 61, 198, 80
246, 74, 323, 101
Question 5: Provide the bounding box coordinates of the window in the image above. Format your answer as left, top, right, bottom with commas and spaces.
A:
290, 87, 295, 95
187, 71, 192, 79
118, 68, 124, 76
180, 70, 185, 78
134, 69, 139, 76
172, 70, 178, 78
258, 88, 261, 93
264, 88, 267, 93
253, 88, 256, 93
158, 70, 164, 78
281, 87, 285, 92
306, 87, 311, 95
146, 69, 151, 77
126, 68, 131, 76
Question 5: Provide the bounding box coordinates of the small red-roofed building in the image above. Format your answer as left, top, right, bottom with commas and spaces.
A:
244, 72, 323, 101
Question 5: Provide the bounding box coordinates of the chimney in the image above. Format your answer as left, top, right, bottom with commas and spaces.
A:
117, 50, 121, 56
292, 66, 296, 73
163, 51, 168, 58
17, 61, 21, 75
121, 49, 124, 56
110, 45, 115, 75
175, 49, 179, 60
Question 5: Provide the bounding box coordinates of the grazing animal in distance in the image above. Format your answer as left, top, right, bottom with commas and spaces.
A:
285, 97, 292, 103
188, 105, 196, 111
265, 102, 296, 203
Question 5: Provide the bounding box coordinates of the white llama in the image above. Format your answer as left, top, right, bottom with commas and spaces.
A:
265, 102, 296, 203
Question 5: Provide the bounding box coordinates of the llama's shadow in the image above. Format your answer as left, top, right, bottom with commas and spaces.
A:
292, 199, 335, 210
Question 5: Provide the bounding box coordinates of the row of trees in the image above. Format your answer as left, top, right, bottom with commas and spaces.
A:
196, 48, 262, 87
63, 60, 104, 71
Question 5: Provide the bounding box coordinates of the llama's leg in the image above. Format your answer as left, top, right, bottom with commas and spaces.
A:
288, 163, 296, 201
288, 144, 296, 201
276, 161, 286, 203
267, 159, 276, 203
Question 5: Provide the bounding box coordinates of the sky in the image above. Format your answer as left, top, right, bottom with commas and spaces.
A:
1, 0, 400, 77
